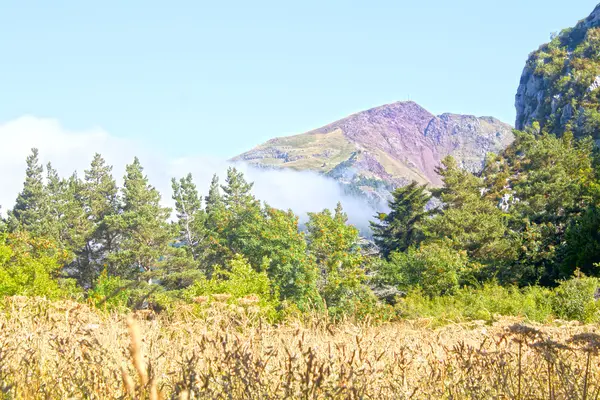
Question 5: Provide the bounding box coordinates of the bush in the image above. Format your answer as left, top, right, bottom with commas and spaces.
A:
396, 281, 555, 325
551, 274, 600, 322
184, 254, 280, 321
0, 233, 71, 299
383, 242, 469, 297
87, 271, 132, 312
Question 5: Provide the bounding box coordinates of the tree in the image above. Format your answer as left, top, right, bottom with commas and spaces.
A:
484, 130, 596, 284
370, 181, 430, 258
78, 154, 121, 285
0, 232, 72, 298
379, 242, 468, 297
205, 174, 223, 216
9, 148, 47, 235
171, 173, 206, 261
562, 206, 600, 277
0, 208, 6, 233
425, 156, 514, 270
306, 203, 370, 314
44, 164, 88, 250
247, 206, 320, 309
205, 168, 262, 270
106, 157, 173, 279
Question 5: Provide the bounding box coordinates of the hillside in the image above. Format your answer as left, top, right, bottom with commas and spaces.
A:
516, 4, 600, 136
232, 101, 513, 201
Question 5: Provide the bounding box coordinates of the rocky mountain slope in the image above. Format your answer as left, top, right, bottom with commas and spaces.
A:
516, 4, 600, 136
233, 101, 513, 203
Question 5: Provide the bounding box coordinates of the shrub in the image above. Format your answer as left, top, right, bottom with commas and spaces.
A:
551, 274, 600, 323
87, 270, 132, 312
0, 232, 71, 299
184, 254, 280, 321
396, 281, 555, 325
383, 242, 469, 297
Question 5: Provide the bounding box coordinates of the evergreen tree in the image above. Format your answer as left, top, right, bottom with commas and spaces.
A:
483, 130, 596, 283
106, 157, 173, 279
9, 148, 47, 235
208, 167, 262, 266
424, 156, 514, 282
171, 173, 205, 258
204, 174, 223, 216
370, 181, 430, 258
165, 173, 208, 288
78, 154, 120, 286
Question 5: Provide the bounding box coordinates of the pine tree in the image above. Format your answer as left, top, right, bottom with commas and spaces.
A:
172, 174, 205, 254
204, 174, 223, 216
9, 148, 47, 235
76, 154, 120, 286
425, 156, 514, 273
206, 167, 262, 268
370, 181, 430, 258
106, 157, 173, 279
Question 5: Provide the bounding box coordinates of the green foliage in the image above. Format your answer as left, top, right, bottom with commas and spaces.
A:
370, 181, 430, 258
246, 206, 321, 310
483, 130, 595, 284
563, 206, 600, 276
523, 22, 600, 137
87, 270, 132, 312
184, 254, 280, 320
171, 173, 206, 263
306, 203, 370, 316
8, 148, 48, 235
551, 274, 600, 323
0, 232, 72, 298
380, 242, 469, 297
397, 282, 554, 325
78, 153, 120, 286
106, 157, 173, 278
426, 156, 514, 267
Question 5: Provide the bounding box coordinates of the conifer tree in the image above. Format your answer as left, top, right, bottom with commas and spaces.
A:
370, 181, 430, 258
423, 156, 514, 281
172, 174, 205, 255
205, 174, 223, 216
106, 157, 173, 279
207, 167, 262, 266
9, 148, 47, 235
74, 154, 121, 285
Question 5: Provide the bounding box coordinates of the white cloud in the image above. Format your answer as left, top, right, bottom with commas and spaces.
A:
0, 116, 380, 231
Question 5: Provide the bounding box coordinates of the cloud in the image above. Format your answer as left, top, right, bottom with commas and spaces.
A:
0, 116, 380, 231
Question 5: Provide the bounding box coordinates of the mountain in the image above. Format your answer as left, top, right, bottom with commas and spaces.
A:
232, 101, 513, 203
516, 4, 600, 137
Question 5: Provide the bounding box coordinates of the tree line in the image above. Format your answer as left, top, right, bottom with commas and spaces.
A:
2, 123, 600, 317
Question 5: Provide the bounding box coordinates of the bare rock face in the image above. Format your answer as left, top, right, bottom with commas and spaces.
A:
232, 101, 513, 202
515, 4, 600, 134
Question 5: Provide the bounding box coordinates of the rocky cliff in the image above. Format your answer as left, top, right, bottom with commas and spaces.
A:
233, 101, 513, 202
516, 4, 600, 136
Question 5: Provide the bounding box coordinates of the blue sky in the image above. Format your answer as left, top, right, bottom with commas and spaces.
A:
1, 0, 598, 158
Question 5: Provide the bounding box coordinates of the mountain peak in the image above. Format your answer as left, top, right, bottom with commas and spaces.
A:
233, 101, 513, 203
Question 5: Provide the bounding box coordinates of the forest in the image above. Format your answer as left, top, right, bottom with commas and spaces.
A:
3, 123, 600, 324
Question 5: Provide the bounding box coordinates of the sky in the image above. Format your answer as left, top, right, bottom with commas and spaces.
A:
0, 1, 598, 224
1, 0, 598, 158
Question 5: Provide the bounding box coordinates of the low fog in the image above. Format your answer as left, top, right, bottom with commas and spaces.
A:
0, 116, 381, 232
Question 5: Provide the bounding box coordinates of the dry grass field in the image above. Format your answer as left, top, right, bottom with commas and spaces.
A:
1, 296, 600, 399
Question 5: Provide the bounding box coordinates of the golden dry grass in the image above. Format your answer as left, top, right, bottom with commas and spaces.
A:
1, 296, 600, 399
